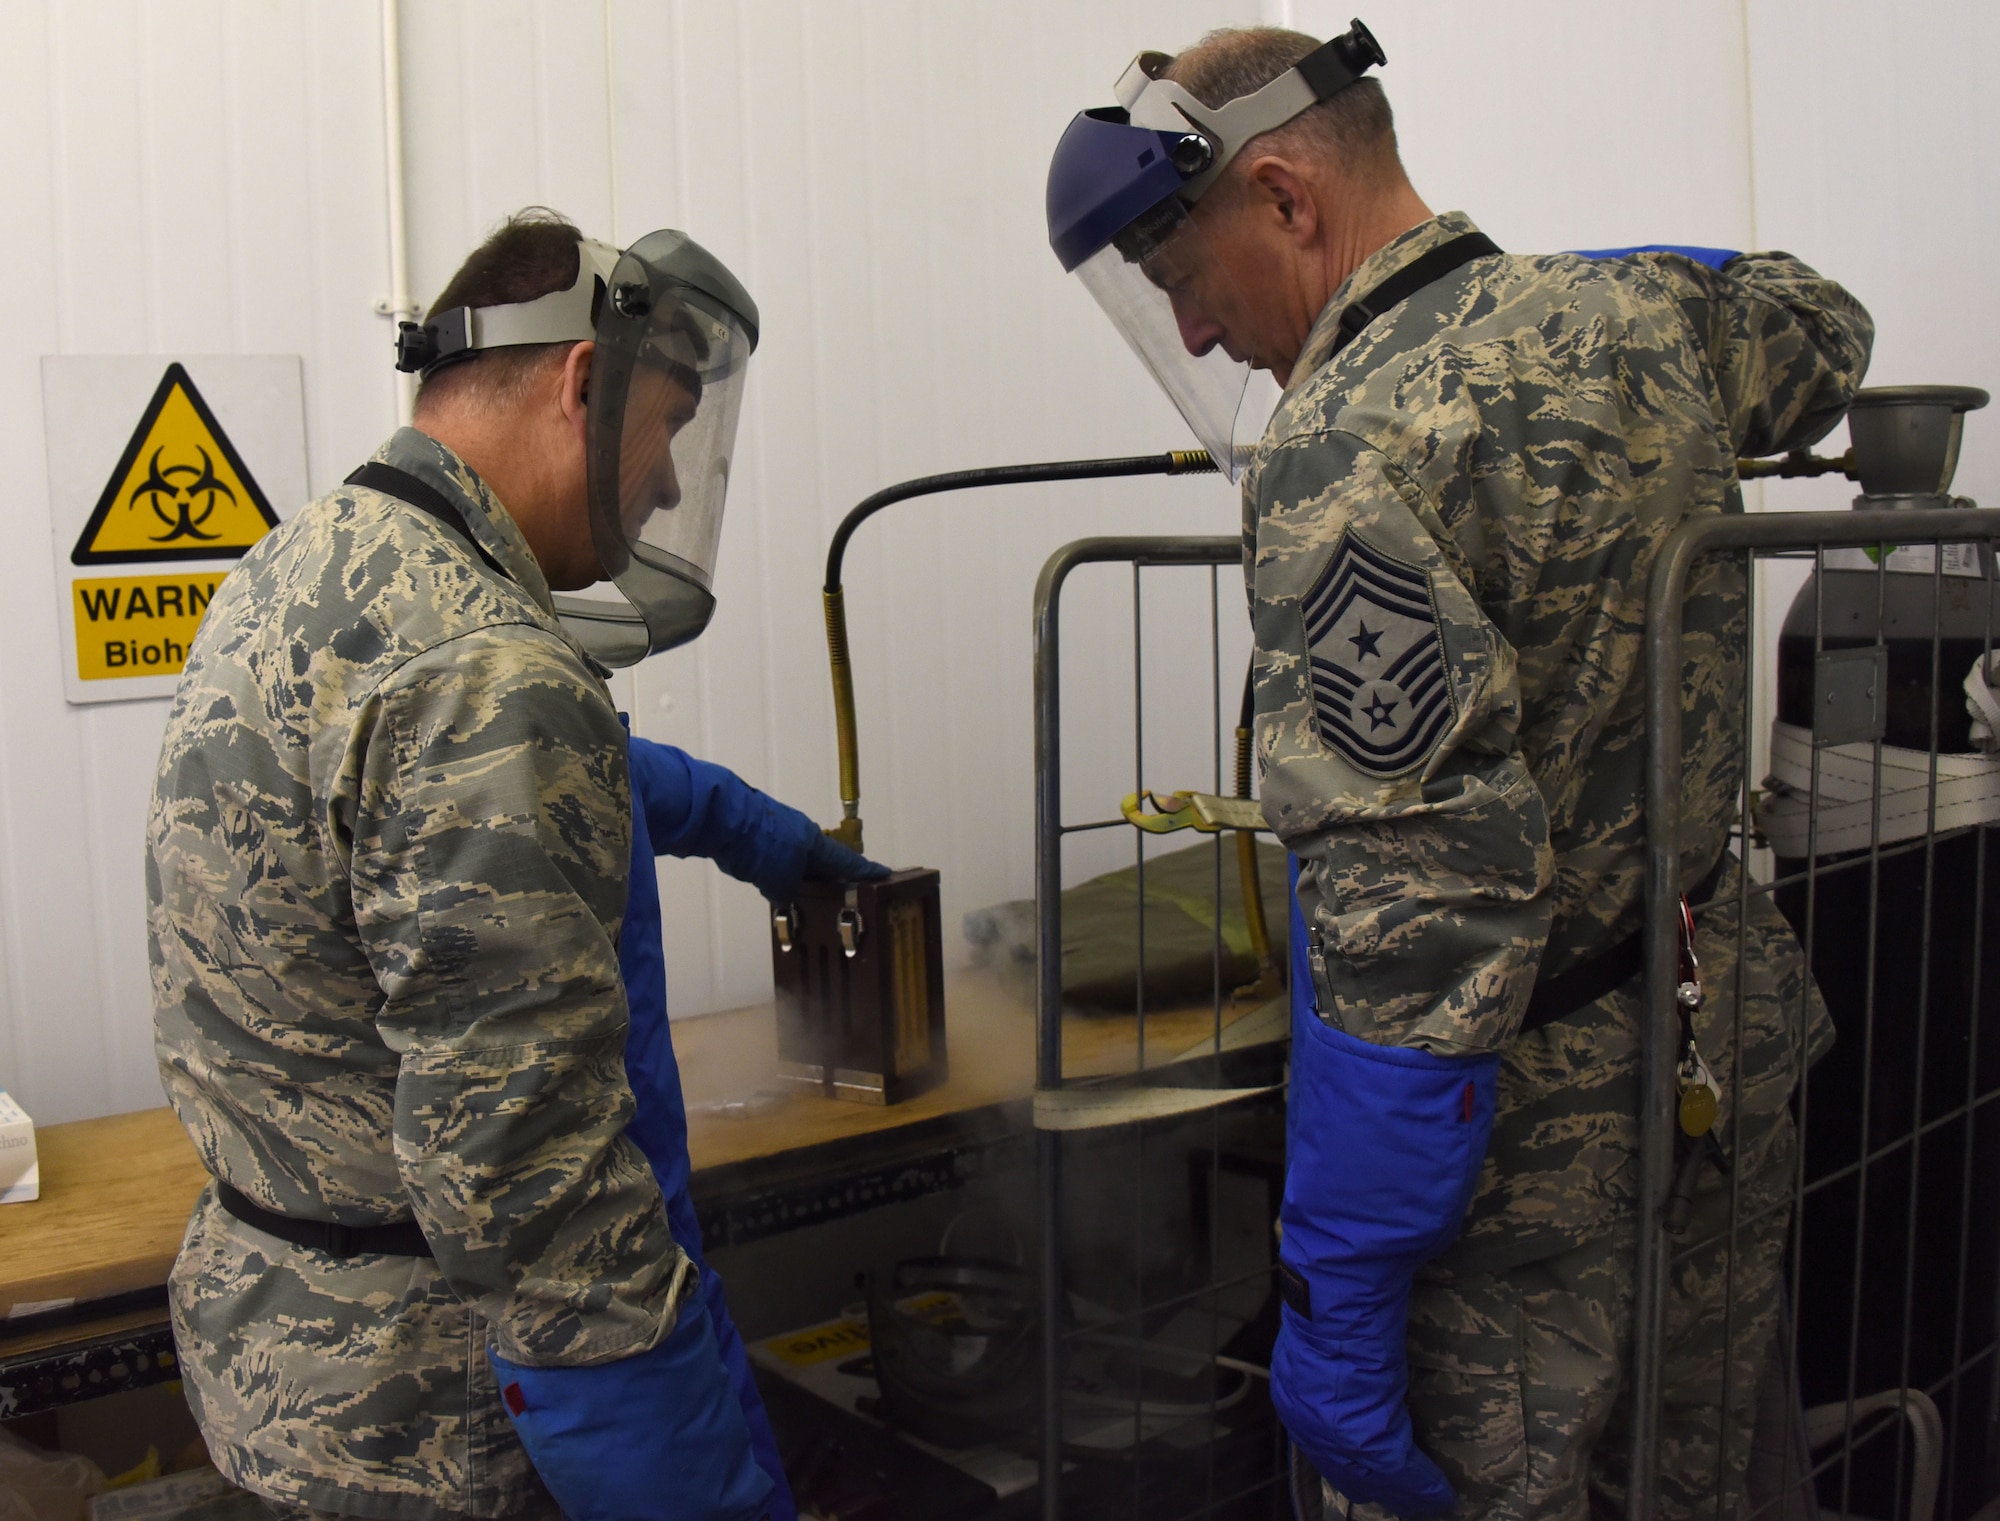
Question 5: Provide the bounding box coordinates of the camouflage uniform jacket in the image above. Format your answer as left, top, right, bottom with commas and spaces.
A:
149, 427, 688, 1518
1249, 212, 1871, 1266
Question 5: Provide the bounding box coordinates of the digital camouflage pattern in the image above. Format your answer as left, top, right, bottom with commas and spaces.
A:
1250, 211, 1868, 1255
1364, 1113, 1791, 1521
1347, 916, 1810, 1521
150, 428, 688, 1519
1248, 212, 1869, 1516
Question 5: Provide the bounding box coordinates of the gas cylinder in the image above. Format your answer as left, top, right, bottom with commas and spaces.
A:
1764, 386, 1999, 1520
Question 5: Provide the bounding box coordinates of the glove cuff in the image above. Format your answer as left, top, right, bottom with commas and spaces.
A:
491, 1308, 774, 1521
1280, 1000, 1499, 1299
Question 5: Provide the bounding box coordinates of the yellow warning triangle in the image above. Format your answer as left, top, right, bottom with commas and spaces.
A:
71, 363, 281, 565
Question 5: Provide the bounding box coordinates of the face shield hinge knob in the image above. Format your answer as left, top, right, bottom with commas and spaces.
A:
1171, 133, 1214, 178
393, 321, 437, 374
612, 281, 652, 318
1333, 17, 1387, 73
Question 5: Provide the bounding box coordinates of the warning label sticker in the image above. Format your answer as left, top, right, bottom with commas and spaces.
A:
763, 1316, 869, 1367
70, 363, 280, 566
43, 353, 304, 706
70, 572, 225, 681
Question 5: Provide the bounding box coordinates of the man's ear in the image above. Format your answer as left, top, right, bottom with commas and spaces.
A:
559, 341, 594, 445
1242, 156, 1320, 249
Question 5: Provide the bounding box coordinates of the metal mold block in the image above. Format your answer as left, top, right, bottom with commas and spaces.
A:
770, 867, 948, 1106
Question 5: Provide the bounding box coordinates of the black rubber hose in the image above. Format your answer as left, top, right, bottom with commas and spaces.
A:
821, 450, 1217, 594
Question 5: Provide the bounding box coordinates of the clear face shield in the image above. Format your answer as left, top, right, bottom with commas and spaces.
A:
1045, 22, 1384, 480
565, 231, 758, 665
1072, 197, 1277, 480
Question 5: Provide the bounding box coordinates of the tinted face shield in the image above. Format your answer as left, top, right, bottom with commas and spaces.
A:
565, 230, 757, 665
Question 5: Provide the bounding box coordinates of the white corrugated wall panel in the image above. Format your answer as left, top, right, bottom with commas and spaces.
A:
585, 0, 1260, 1014
8, 4, 1989, 1123
0, 2, 395, 1124
1745, 0, 2000, 511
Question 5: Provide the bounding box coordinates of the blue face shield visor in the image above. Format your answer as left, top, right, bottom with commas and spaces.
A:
1047, 110, 1274, 479
1044, 20, 1385, 479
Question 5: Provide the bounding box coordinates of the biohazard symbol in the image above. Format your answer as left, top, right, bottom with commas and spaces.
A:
71, 363, 280, 565
131, 446, 233, 543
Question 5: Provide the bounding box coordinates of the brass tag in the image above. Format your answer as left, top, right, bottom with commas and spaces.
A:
1678, 1083, 1719, 1138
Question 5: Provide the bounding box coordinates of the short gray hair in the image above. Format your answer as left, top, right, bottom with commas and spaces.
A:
1162, 27, 1398, 184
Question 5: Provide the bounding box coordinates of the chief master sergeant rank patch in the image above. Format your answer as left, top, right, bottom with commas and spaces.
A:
1302, 531, 1454, 777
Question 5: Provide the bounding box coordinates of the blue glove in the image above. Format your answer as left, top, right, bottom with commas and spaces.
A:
627, 736, 888, 905
1568, 243, 1740, 270
1273, 864, 1498, 1517
801, 829, 891, 890
492, 1303, 775, 1521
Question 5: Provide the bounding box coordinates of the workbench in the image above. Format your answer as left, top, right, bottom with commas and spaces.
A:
0, 971, 1280, 1421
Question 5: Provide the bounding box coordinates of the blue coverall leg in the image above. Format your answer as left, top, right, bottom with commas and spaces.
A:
619, 735, 802, 1521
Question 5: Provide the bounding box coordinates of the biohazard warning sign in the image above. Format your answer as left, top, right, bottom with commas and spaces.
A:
42, 355, 306, 705
70, 572, 228, 682
71, 364, 280, 565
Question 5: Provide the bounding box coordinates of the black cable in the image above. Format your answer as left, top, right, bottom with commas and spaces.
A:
822, 450, 1216, 594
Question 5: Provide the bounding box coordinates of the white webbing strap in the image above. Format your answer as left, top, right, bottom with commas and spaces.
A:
1757, 719, 2000, 856
1034, 1082, 1279, 1131
1964, 652, 2000, 750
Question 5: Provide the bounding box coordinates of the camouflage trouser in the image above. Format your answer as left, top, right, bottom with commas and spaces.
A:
1346, 1110, 1797, 1521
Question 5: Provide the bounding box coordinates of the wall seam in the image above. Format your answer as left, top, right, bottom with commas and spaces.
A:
1738, 0, 1762, 253
601, 0, 618, 241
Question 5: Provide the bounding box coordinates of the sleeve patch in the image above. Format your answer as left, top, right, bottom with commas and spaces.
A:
1301, 531, 1456, 778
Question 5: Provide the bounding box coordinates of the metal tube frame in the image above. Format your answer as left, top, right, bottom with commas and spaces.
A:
1033, 535, 1245, 1521
1637, 506, 2000, 1521
1025, 505, 2000, 1520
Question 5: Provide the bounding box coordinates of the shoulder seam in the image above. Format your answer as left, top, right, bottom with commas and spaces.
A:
1256, 427, 1447, 528
371, 619, 593, 699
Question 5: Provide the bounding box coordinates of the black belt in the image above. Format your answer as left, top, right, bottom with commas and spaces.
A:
216, 1179, 435, 1260
1519, 853, 1731, 1035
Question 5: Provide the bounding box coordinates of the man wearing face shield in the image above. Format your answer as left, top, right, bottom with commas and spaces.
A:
1048, 25, 1873, 1521
149, 210, 883, 1521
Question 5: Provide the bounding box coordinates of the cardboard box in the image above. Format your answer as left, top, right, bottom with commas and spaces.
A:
0, 1090, 39, 1203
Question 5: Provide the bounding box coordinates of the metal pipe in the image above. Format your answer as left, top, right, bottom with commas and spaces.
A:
1633, 505, 2000, 1521
1036, 1126, 1062, 1521
1735, 449, 1857, 481
824, 451, 1218, 596
823, 451, 1218, 848
1234, 661, 1280, 997
822, 588, 861, 848
378, 0, 415, 425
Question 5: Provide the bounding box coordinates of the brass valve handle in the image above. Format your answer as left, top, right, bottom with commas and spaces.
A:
1735, 448, 1857, 480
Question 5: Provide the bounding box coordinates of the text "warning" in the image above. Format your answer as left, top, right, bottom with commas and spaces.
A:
72, 572, 224, 681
